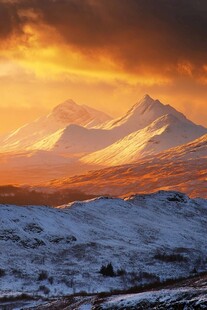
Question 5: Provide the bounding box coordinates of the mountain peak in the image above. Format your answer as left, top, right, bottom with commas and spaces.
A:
121, 95, 165, 124
62, 98, 78, 106
135, 94, 162, 109
142, 94, 153, 101
50, 98, 112, 128
52, 99, 79, 114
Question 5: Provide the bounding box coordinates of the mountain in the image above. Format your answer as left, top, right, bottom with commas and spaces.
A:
52, 99, 111, 127
82, 113, 207, 166
0, 94, 206, 186
0, 95, 205, 156
99, 94, 204, 133
28, 94, 207, 155
0, 99, 112, 152
50, 133, 207, 198
1, 191, 207, 296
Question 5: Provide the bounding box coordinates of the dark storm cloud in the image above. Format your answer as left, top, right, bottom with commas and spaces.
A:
0, 1, 23, 39
1, 0, 207, 74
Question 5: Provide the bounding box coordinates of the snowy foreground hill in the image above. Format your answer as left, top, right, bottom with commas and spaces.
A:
1, 191, 207, 301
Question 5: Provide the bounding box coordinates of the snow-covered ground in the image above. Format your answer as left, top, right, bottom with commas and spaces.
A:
100, 286, 207, 309
2, 278, 206, 309
0, 191, 207, 299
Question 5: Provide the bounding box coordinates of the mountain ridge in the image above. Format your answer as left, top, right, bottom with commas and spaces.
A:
0, 99, 112, 152
82, 113, 207, 166
99, 94, 204, 132
0, 95, 206, 187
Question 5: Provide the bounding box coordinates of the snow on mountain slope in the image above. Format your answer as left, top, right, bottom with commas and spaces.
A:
31, 124, 116, 154
1, 191, 207, 296
0, 99, 112, 152
52, 99, 111, 127
158, 133, 207, 160
0, 95, 206, 157
30, 95, 206, 155
51, 133, 207, 199
82, 114, 207, 166
0, 95, 206, 186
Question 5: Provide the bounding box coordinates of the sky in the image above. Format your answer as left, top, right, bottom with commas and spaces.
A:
0, 0, 207, 133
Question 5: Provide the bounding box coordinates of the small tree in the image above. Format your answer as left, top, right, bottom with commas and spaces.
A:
38, 270, 48, 281
100, 263, 115, 277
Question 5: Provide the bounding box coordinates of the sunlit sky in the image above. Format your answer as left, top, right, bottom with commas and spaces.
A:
0, 0, 207, 133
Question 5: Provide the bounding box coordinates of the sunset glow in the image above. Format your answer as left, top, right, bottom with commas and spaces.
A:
0, 0, 207, 133
1, 3, 207, 301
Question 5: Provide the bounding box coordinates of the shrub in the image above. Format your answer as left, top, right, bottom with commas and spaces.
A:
139, 271, 160, 282
0, 268, 5, 277
117, 268, 126, 276
38, 285, 50, 295
100, 263, 115, 277
38, 270, 48, 281
191, 267, 197, 274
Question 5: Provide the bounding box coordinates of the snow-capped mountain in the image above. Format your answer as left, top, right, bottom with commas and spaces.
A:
99, 94, 204, 133
52, 99, 111, 127
1, 191, 207, 296
0, 99, 112, 152
0, 95, 206, 157
82, 113, 207, 166
0, 95, 206, 186
39, 94, 206, 156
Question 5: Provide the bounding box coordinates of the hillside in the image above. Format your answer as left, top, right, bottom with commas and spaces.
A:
51, 133, 207, 199
82, 113, 206, 166
0, 191, 207, 298
31, 124, 115, 154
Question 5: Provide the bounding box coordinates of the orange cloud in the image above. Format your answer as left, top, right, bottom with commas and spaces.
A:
0, 0, 207, 133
